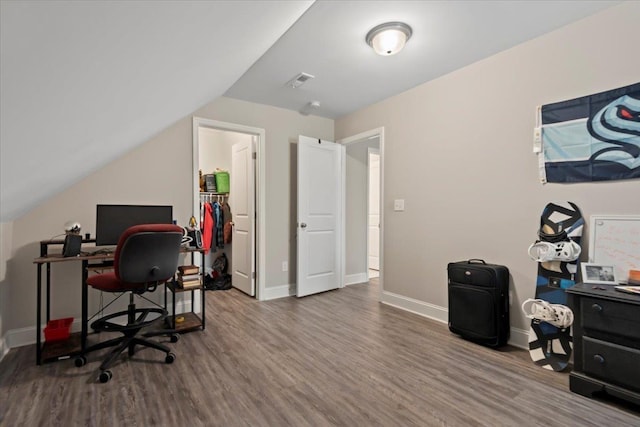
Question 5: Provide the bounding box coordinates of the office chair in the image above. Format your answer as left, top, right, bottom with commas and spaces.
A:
75, 223, 184, 383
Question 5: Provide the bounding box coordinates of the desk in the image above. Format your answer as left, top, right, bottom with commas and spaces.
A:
33, 239, 205, 365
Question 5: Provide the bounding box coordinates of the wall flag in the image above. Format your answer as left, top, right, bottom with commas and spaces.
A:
537, 82, 639, 184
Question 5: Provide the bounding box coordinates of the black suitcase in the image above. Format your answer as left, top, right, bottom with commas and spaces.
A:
447, 259, 510, 347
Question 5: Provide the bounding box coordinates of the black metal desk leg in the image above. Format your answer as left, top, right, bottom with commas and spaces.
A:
36, 263, 42, 365
46, 263, 51, 323
81, 260, 88, 352
201, 251, 205, 329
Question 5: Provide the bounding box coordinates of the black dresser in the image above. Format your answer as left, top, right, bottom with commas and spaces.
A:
567, 283, 640, 406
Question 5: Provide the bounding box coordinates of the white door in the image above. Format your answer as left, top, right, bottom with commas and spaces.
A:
230, 138, 255, 296
368, 150, 380, 273
297, 135, 343, 297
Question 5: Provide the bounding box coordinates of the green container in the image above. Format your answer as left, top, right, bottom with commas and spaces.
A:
215, 171, 230, 193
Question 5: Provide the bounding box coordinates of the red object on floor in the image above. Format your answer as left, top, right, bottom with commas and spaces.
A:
44, 317, 73, 342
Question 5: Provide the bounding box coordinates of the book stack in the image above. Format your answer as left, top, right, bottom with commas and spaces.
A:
177, 265, 201, 289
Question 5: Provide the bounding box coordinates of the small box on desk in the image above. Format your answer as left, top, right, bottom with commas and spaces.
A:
44, 317, 73, 342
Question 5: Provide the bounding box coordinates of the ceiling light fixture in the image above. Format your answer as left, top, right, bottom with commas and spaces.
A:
366, 22, 412, 56
299, 100, 321, 116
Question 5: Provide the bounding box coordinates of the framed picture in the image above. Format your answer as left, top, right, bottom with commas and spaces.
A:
581, 263, 618, 285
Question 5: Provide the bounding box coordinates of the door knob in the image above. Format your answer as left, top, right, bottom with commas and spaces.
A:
300, 223, 307, 229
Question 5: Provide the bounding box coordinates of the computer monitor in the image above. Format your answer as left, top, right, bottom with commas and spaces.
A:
95, 204, 173, 246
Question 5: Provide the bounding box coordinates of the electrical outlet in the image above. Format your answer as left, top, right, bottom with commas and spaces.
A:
282, 261, 288, 272
394, 199, 405, 211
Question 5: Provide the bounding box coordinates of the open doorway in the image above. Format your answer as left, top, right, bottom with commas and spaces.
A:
192, 117, 266, 300
340, 128, 384, 291
367, 148, 380, 279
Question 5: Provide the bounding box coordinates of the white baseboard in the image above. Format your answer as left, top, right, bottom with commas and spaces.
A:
344, 273, 368, 286
381, 290, 530, 350
509, 327, 529, 350
1, 290, 532, 353
5, 299, 196, 350
0, 335, 8, 363
6, 324, 46, 349
262, 284, 295, 300
381, 290, 449, 323
8, 319, 86, 349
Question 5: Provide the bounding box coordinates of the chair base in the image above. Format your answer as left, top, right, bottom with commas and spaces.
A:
76, 301, 179, 383
91, 306, 167, 333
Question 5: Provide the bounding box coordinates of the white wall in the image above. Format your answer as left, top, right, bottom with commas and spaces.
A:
198, 127, 236, 176
4, 97, 333, 342
336, 2, 640, 344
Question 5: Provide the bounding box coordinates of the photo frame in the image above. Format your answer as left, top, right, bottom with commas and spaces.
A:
581, 263, 618, 285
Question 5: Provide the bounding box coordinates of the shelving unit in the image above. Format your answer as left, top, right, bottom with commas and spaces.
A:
34, 237, 99, 365
41, 333, 82, 362
164, 249, 206, 333
165, 280, 205, 332
199, 191, 229, 202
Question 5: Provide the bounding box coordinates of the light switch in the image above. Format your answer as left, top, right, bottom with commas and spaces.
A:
394, 199, 405, 211
533, 127, 542, 153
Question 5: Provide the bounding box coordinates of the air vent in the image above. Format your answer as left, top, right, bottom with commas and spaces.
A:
287, 72, 315, 89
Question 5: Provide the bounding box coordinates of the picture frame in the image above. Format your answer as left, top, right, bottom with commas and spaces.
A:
581, 263, 618, 285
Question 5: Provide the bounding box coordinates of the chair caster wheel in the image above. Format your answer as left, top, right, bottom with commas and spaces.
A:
74, 356, 87, 367
99, 370, 112, 383
165, 352, 176, 364
170, 334, 179, 343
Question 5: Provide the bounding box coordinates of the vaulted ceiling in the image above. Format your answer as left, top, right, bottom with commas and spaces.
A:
0, 1, 619, 221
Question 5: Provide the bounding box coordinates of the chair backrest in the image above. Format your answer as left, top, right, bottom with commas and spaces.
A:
114, 224, 184, 287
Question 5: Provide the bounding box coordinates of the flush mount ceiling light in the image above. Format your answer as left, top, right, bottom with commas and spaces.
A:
299, 100, 321, 116
366, 21, 412, 56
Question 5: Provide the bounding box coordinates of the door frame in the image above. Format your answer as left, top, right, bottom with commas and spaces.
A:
192, 117, 266, 300
338, 127, 384, 296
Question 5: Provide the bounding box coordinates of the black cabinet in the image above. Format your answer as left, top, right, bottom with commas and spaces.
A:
567, 283, 640, 406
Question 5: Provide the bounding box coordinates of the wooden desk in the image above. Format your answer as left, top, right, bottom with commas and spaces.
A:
33, 239, 205, 365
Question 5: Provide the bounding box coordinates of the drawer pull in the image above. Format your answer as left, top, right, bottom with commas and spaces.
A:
593, 354, 605, 364
591, 303, 603, 312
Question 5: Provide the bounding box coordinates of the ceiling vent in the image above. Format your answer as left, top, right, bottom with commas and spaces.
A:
287, 72, 315, 88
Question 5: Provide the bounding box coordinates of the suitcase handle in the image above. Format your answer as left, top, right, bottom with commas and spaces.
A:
467, 259, 486, 264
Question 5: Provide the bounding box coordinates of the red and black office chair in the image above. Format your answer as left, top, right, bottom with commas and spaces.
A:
75, 224, 183, 383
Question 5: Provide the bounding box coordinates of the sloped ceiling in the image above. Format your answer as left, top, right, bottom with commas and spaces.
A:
226, 0, 620, 119
0, 0, 313, 221
0, 1, 620, 222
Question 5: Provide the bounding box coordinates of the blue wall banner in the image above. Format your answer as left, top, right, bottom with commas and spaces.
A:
538, 82, 640, 183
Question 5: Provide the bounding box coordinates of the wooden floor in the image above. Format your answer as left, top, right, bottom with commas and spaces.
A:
1, 280, 638, 426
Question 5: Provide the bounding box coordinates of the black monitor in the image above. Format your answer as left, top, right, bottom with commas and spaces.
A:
95, 204, 173, 246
